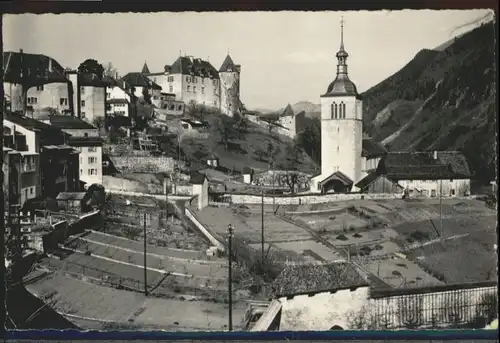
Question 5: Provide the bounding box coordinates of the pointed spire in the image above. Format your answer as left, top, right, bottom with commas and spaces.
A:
141, 61, 150, 74
340, 16, 345, 50
336, 17, 349, 77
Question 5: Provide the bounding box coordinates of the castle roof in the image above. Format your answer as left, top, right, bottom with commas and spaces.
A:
167, 56, 220, 79
219, 54, 239, 73
141, 61, 150, 74
281, 104, 295, 117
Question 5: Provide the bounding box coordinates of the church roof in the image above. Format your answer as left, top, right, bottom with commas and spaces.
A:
141, 61, 150, 74
219, 54, 239, 73
362, 138, 387, 158
323, 76, 359, 97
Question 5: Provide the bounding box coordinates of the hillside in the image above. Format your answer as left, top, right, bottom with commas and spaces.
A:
361, 22, 496, 183
178, 112, 318, 174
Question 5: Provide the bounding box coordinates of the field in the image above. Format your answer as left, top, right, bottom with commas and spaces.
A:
196, 205, 341, 262
193, 197, 497, 290
25, 272, 247, 331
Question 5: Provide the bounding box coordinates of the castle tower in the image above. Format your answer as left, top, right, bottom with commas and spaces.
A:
141, 61, 150, 74
219, 53, 241, 117
311, 18, 363, 193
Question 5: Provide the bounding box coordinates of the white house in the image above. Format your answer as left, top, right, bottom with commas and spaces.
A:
189, 173, 209, 210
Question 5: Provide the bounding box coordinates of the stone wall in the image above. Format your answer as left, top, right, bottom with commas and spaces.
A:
226, 192, 401, 205
279, 286, 369, 330
109, 156, 176, 173
277, 282, 498, 330
184, 205, 224, 251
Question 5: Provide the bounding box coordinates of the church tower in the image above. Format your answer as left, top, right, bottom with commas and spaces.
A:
313, 18, 363, 192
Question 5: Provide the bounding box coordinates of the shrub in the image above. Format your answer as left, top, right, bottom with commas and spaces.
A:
336, 234, 348, 241
353, 233, 362, 238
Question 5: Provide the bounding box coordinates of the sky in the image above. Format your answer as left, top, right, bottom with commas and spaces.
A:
3, 9, 493, 110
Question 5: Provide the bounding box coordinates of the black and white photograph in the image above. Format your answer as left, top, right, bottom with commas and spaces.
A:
2, 9, 498, 332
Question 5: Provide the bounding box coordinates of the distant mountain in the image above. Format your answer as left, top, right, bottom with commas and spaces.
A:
291, 101, 321, 115
361, 22, 496, 183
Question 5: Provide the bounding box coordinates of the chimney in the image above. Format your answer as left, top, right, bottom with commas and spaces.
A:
433, 151, 438, 160
48, 58, 53, 73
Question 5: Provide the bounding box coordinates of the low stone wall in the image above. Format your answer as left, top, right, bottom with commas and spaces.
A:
226, 192, 401, 205
109, 156, 176, 173
184, 206, 224, 251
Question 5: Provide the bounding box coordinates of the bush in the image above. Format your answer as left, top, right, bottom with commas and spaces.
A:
353, 233, 362, 238
336, 234, 348, 241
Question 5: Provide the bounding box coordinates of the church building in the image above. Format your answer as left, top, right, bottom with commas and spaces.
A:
310, 19, 364, 194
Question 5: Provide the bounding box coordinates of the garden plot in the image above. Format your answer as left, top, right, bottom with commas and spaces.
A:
237, 211, 312, 243
293, 212, 368, 233
248, 239, 343, 262
64, 238, 227, 279
363, 257, 444, 288
85, 231, 215, 261
41, 253, 164, 288
407, 230, 498, 284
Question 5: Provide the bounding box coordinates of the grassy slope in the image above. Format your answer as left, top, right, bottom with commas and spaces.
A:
361, 22, 496, 182
179, 113, 318, 174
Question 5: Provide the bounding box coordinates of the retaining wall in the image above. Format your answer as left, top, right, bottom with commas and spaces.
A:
184, 206, 224, 251
109, 156, 177, 173
226, 192, 401, 205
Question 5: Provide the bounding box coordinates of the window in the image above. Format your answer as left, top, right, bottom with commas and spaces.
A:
169, 86, 173, 92
88, 147, 97, 152
81, 100, 86, 107
331, 103, 338, 119
36, 85, 44, 91
168, 76, 174, 82
451, 189, 456, 196
81, 86, 85, 94
88, 168, 97, 175
201, 87, 205, 94
340, 102, 346, 119
213, 79, 218, 85
106, 92, 111, 99
431, 189, 436, 197
81, 112, 86, 118
201, 78, 204, 84
187, 76, 191, 83
178, 105, 183, 111
193, 86, 197, 93
30, 187, 34, 195
60, 98, 68, 106
187, 85, 191, 92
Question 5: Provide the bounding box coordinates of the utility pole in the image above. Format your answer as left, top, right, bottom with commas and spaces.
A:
439, 179, 443, 237
165, 178, 169, 223
227, 224, 233, 331
261, 188, 265, 264
140, 212, 149, 296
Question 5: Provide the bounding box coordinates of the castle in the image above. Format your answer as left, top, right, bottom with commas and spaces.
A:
142, 54, 242, 117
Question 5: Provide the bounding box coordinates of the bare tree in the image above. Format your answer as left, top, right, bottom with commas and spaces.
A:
345, 304, 377, 330
217, 115, 237, 151
397, 296, 423, 329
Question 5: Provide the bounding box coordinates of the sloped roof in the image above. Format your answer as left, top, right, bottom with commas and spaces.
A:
122, 72, 162, 89
354, 170, 402, 190
108, 98, 129, 105
272, 262, 368, 297
189, 173, 207, 185
379, 151, 471, 180
281, 104, 295, 117
5, 111, 57, 131
3, 51, 69, 86
362, 138, 388, 158
49, 115, 97, 130
79, 73, 109, 87
323, 75, 360, 98
56, 192, 86, 201
167, 56, 220, 79
141, 61, 150, 74
219, 54, 237, 72
318, 171, 353, 186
